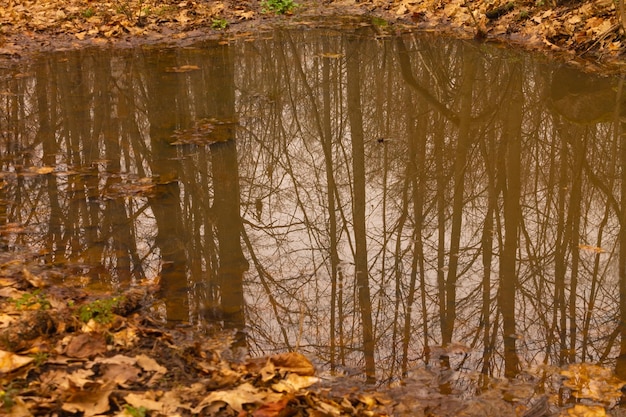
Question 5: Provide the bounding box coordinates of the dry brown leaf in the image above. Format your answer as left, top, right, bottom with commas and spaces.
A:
22, 268, 45, 288
1, 395, 32, 417
124, 392, 164, 412
272, 373, 319, 393
193, 382, 280, 413
561, 363, 625, 402
100, 362, 140, 385
70, 369, 96, 386
0, 350, 33, 373
269, 352, 315, 376
62, 381, 114, 416
65, 332, 107, 358
251, 397, 291, 417
136, 353, 167, 374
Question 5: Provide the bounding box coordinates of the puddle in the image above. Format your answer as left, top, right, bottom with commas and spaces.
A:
1, 26, 626, 387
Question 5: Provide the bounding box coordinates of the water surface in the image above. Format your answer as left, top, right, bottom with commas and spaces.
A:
1, 26, 625, 389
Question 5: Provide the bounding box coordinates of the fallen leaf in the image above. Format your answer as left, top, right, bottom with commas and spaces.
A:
62, 381, 114, 416
65, 332, 107, 358
100, 362, 140, 385
272, 373, 319, 393
565, 404, 606, 416
193, 382, 278, 413
252, 397, 291, 417
34, 166, 54, 175
136, 354, 167, 374
270, 352, 315, 376
561, 363, 625, 402
0, 350, 33, 373
165, 64, 200, 73
22, 268, 46, 288
124, 392, 164, 412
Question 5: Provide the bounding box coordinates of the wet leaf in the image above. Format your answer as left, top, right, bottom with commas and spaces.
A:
579, 244, 605, 253
165, 64, 200, 73
34, 166, 54, 175
319, 52, 343, 59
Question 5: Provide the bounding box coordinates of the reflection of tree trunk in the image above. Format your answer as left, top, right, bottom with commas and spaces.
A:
402, 87, 428, 376
144, 51, 188, 322
346, 33, 376, 383
479, 129, 497, 380
35, 59, 63, 260
617, 76, 626, 377
321, 37, 341, 372
205, 45, 249, 342
553, 131, 568, 364
567, 131, 585, 362
442, 49, 477, 345
499, 63, 523, 379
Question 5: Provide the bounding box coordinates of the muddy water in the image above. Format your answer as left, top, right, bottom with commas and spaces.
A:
1, 26, 625, 386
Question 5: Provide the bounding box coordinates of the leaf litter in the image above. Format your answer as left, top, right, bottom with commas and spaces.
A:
0, 0, 625, 69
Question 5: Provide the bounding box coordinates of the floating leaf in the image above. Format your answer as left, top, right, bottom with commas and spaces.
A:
579, 244, 605, 253
165, 65, 200, 73
34, 166, 54, 175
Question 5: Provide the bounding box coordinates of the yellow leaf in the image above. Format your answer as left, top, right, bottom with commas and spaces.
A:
0, 350, 33, 373
165, 65, 200, 73
35, 166, 54, 175
579, 244, 605, 253
565, 404, 606, 417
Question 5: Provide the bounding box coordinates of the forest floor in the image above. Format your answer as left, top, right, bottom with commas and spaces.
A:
2, 0, 626, 416
4, 250, 623, 417
0, 0, 625, 71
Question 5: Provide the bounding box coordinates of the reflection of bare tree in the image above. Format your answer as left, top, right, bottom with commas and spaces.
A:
144, 50, 189, 322
346, 32, 376, 383
499, 62, 522, 378
4, 30, 626, 388
206, 45, 249, 339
